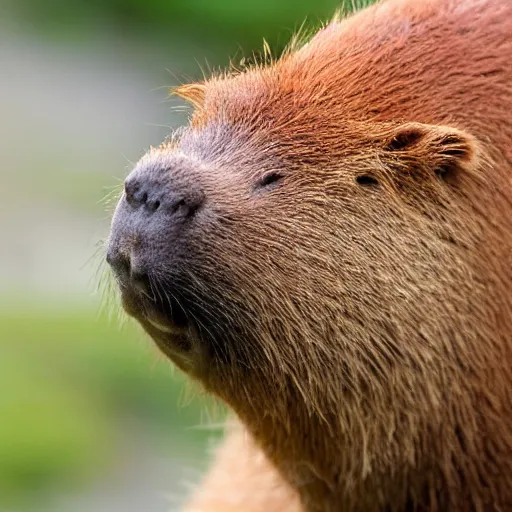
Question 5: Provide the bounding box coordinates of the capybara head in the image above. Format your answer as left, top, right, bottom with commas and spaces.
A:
107, 11, 512, 509
107, 72, 481, 403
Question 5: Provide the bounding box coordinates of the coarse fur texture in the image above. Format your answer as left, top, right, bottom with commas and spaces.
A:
106, 0, 512, 510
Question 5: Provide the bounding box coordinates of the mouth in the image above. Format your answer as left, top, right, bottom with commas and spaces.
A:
119, 282, 196, 356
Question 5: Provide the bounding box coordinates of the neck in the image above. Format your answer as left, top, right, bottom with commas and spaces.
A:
223, 350, 510, 512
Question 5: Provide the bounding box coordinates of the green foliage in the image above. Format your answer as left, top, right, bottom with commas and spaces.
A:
0, 354, 109, 499
0, 305, 219, 508
16, 0, 346, 56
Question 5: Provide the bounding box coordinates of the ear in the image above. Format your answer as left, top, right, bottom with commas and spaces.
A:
382, 122, 479, 184
171, 82, 206, 110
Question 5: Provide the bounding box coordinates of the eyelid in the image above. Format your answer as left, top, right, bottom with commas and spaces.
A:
256, 171, 284, 190
356, 174, 379, 187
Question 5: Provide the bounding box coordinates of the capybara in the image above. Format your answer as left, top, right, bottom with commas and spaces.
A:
106, 0, 512, 510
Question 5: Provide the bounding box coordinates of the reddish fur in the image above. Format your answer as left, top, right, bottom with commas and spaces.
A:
130, 0, 512, 510
178, 1, 512, 510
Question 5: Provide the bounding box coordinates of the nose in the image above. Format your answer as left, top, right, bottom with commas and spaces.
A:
106, 247, 152, 298
107, 161, 205, 298
123, 174, 204, 218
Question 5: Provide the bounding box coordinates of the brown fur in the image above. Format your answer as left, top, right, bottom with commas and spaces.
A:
110, 0, 512, 510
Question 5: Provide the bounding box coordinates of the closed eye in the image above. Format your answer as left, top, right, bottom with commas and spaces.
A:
255, 171, 284, 191
356, 174, 380, 188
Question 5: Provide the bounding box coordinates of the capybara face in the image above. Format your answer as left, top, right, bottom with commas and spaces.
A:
107, 101, 481, 412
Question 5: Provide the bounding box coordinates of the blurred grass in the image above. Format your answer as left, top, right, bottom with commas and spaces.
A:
9, 0, 343, 60
0, 303, 222, 509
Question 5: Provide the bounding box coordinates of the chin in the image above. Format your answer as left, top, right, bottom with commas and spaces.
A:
119, 284, 207, 376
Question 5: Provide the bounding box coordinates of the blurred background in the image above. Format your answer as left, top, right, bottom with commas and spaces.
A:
0, 0, 366, 511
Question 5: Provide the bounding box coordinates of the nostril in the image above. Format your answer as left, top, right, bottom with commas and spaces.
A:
168, 191, 204, 218
124, 178, 151, 208
185, 200, 201, 218
170, 198, 187, 215
124, 179, 139, 205
186, 191, 205, 218
147, 199, 161, 213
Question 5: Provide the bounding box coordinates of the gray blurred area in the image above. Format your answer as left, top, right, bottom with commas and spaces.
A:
0, 27, 177, 298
